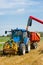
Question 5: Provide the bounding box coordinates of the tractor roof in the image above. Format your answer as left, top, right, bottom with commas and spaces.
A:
12, 28, 29, 32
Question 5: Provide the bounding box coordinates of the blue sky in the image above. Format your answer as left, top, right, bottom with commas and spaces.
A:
0, 0, 43, 35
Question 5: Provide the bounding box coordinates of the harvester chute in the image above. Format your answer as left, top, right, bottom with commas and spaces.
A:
26, 16, 43, 30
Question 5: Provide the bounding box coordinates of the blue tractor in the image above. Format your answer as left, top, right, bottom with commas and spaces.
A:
3, 28, 30, 55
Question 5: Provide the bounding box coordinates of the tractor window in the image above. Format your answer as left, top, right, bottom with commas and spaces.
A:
23, 32, 27, 38
14, 31, 18, 36
12, 31, 22, 37
12, 30, 23, 42
23, 32, 30, 38
18, 31, 22, 36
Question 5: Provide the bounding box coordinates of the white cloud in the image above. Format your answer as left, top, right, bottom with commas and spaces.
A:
0, 12, 5, 15
0, 0, 10, 8
0, 0, 42, 15
16, 8, 24, 13
0, 0, 25, 8
0, 8, 43, 15
0, 0, 40, 8
0, 8, 25, 15
28, 1, 40, 5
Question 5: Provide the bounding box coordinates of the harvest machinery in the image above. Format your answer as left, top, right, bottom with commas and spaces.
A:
3, 16, 43, 55
26, 16, 43, 49
3, 29, 30, 55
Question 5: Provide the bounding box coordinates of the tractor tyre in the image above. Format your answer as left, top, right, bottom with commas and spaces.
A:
26, 43, 30, 53
19, 44, 25, 55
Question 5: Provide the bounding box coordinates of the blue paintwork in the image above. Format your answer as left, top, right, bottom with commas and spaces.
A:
24, 37, 29, 45
13, 36, 20, 43
13, 28, 27, 32
11, 28, 29, 44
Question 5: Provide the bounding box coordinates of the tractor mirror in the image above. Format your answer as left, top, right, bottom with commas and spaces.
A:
5, 31, 7, 34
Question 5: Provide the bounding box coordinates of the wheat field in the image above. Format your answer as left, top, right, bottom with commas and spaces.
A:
0, 37, 43, 65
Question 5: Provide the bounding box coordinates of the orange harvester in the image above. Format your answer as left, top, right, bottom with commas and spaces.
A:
30, 32, 40, 42
27, 16, 43, 43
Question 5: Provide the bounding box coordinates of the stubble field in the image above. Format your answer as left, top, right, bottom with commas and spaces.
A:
0, 37, 43, 65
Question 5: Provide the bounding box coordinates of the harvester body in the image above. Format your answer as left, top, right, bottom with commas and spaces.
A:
26, 16, 43, 49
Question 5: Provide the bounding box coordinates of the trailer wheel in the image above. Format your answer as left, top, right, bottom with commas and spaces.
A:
34, 43, 37, 49
19, 44, 25, 55
31, 42, 37, 49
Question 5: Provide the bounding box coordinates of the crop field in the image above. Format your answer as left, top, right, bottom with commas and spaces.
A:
0, 36, 10, 50
0, 36, 10, 42
0, 37, 43, 65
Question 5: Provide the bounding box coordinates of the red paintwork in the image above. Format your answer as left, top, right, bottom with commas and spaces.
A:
27, 16, 43, 43
30, 32, 40, 42
29, 16, 43, 24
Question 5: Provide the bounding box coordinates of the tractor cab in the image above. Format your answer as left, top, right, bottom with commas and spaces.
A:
11, 29, 30, 44
5, 28, 30, 44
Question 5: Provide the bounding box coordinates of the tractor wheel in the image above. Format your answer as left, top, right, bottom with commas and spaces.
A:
19, 44, 25, 55
26, 43, 30, 53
